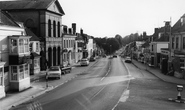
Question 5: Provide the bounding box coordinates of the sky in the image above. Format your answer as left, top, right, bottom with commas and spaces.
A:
59, 0, 185, 38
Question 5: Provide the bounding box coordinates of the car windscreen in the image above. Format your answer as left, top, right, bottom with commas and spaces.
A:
49, 67, 59, 71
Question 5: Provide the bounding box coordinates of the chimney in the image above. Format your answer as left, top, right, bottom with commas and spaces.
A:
80, 28, 83, 35
154, 28, 159, 33
63, 25, 68, 34
72, 23, 76, 35
68, 28, 72, 34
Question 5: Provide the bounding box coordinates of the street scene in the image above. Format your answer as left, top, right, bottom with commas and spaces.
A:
1, 0, 185, 110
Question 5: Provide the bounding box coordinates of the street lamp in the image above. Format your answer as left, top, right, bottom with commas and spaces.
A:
110, 45, 112, 55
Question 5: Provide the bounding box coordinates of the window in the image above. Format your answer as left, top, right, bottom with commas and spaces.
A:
53, 21, 56, 37
24, 39, 29, 52
11, 66, 18, 81
183, 37, 185, 49
25, 64, 29, 78
66, 40, 68, 48
34, 59, 39, 68
29, 42, 33, 52
152, 45, 154, 51
0, 68, 3, 85
172, 37, 175, 49
48, 19, 51, 37
58, 22, 60, 37
11, 39, 17, 53
19, 39, 24, 53
19, 65, 24, 80
176, 37, 179, 49
36, 43, 39, 52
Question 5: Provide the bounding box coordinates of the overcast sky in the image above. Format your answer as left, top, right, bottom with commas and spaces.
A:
59, 0, 185, 38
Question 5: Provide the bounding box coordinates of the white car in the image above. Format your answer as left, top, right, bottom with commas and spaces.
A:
46, 66, 62, 79
80, 58, 89, 66
125, 57, 132, 63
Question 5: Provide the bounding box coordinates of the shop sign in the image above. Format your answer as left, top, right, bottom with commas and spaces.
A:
161, 50, 169, 55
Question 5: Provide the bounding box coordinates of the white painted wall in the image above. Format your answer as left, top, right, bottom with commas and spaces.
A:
87, 38, 93, 58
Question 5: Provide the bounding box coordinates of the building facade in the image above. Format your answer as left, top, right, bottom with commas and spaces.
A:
1, 0, 65, 70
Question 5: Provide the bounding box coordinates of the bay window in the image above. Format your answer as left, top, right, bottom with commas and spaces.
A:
19, 65, 24, 80
0, 68, 3, 85
19, 39, 24, 53
11, 66, 18, 81
11, 39, 18, 53
10, 64, 29, 81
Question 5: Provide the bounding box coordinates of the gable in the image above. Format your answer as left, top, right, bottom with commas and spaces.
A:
48, 2, 60, 13
47, 0, 65, 15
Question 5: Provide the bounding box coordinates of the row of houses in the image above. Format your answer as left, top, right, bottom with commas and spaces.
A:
124, 14, 185, 79
0, 0, 100, 99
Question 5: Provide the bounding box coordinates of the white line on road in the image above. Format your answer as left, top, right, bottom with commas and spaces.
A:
91, 86, 106, 100
112, 59, 131, 110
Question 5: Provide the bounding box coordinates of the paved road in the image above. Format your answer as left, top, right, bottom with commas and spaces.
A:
115, 57, 185, 110
10, 56, 185, 110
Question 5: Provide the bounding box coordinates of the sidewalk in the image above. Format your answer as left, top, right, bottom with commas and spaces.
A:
131, 59, 185, 85
0, 60, 99, 110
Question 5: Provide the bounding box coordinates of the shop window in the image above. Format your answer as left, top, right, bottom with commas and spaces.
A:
11, 66, 18, 81
34, 59, 39, 68
0, 68, 3, 85
180, 59, 185, 67
19, 65, 24, 80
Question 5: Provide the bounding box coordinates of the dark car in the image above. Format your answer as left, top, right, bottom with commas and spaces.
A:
89, 57, 96, 62
113, 55, 117, 58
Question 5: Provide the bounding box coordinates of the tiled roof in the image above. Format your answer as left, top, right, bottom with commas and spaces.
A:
25, 28, 40, 41
0, 11, 20, 27
0, 0, 65, 15
172, 14, 185, 33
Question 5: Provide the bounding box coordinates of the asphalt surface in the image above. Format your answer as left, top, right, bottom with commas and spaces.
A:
9, 56, 185, 110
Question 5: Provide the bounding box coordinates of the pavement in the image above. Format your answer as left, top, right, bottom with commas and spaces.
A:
1, 57, 185, 110
0, 60, 99, 110
131, 59, 185, 85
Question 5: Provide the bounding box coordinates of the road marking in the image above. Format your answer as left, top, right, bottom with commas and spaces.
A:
119, 90, 130, 102
112, 59, 131, 110
91, 86, 106, 100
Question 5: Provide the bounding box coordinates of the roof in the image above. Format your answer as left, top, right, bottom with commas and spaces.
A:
0, 11, 20, 27
30, 52, 40, 59
0, 0, 65, 15
172, 14, 185, 33
25, 28, 40, 41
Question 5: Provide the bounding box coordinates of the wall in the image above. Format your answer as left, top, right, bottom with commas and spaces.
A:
87, 38, 93, 58
0, 26, 24, 92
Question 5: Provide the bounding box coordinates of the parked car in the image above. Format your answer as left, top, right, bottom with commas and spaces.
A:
102, 54, 106, 58
125, 57, 132, 63
113, 55, 117, 58
80, 58, 89, 66
46, 66, 62, 79
89, 57, 96, 62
